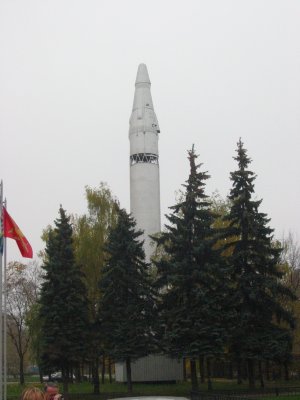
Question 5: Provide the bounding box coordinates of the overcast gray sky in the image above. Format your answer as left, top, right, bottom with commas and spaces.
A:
0, 0, 299, 262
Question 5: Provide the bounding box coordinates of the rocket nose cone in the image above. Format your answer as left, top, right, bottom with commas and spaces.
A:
135, 63, 151, 85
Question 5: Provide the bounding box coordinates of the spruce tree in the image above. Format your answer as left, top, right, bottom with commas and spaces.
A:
152, 146, 230, 390
222, 139, 296, 388
39, 207, 88, 394
98, 207, 155, 393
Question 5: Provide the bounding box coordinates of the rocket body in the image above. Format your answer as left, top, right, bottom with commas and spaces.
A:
129, 64, 161, 262
115, 65, 183, 384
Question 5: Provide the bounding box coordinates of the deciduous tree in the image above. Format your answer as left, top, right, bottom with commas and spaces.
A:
73, 183, 118, 393
6, 261, 39, 384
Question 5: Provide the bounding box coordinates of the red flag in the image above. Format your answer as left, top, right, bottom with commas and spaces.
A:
3, 207, 33, 258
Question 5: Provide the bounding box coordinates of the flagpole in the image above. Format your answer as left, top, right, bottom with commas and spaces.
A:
3, 198, 7, 400
0, 181, 3, 400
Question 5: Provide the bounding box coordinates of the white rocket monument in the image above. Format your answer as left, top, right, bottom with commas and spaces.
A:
129, 64, 161, 261
115, 65, 183, 383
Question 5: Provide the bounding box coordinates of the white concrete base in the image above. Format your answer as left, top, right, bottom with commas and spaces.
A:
115, 354, 183, 383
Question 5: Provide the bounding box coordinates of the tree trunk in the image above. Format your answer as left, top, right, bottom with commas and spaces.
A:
126, 357, 132, 394
190, 359, 199, 391
183, 358, 187, 381
237, 359, 242, 384
81, 362, 84, 380
258, 360, 264, 388
38, 364, 43, 384
70, 366, 74, 383
206, 358, 212, 391
62, 366, 69, 400
243, 359, 248, 380
265, 360, 270, 381
89, 362, 92, 382
19, 354, 25, 385
228, 361, 233, 380
108, 358, 112, 383
199, 356, 205, 383
101, 355, 105, 384
247, 359, 255, 389
75, 366, 78, 382
284, 362, 289, 381
278, 364, 282, 380
93, 357, 100, 394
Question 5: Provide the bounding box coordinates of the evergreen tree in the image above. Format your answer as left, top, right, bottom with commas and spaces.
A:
152, 146, 230, 390
222, 139, 296, 388
39, 207, 89, 395
98, 207, 155, 394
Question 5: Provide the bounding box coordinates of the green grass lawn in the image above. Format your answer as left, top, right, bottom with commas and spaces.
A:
7, 378, 300, 399
8, 381, 192, 398
260, 397, 300, 400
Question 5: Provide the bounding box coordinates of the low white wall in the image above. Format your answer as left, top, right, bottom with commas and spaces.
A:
115, 354, 183, 382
